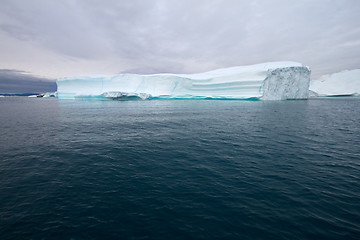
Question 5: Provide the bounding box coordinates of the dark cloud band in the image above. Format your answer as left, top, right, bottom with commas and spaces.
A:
0, 69, 56, 93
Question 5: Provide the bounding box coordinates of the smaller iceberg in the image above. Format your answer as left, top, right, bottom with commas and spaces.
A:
28, 92, 58, 98
42, 92, 58, 98
310, 69, 360, 97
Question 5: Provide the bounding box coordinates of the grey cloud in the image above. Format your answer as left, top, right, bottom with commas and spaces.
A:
0, 0, 359, 78
0, 69, 56, 93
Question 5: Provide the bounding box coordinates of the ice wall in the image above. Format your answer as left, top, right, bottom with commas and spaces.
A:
262, 67, 310, 100
57, 61, 311, 100
310, 69, 360, 97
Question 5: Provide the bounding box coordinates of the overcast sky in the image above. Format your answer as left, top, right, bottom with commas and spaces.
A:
0, 0, 360, 92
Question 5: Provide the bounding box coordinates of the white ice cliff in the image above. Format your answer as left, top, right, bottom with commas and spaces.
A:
310, 69, 360, 97
57, 61, 311, 100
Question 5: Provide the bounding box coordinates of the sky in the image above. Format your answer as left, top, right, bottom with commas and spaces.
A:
0, 0, 359, 92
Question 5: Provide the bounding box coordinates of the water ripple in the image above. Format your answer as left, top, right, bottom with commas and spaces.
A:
0, 98, 359, 239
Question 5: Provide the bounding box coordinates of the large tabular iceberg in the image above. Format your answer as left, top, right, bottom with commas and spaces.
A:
310, 69, 360, 97
57, 61, 311, 100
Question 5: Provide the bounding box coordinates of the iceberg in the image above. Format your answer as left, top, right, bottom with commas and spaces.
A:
28, 92, 58, 98
42, 92, 58, 98
57, 61, 311, 100
310, 69, 360, 97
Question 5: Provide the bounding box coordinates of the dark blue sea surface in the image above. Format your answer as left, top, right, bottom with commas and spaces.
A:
0, 97, 359, 240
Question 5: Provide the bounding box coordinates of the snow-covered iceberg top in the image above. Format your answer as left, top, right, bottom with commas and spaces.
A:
310, 69, 360, 97
57, 61, 311, 100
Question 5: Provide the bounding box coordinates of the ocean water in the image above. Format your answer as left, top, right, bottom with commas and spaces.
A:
0, 97, 359, 240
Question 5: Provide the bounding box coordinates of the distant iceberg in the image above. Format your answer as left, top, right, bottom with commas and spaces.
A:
310, 69, 360, 97
57, 61, 311, 100
28, 92, 58, 98
42, 92, 58, 98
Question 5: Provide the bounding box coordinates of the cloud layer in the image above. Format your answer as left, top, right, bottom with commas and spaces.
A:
0, 69, 55, 93
0, 0, 359, 81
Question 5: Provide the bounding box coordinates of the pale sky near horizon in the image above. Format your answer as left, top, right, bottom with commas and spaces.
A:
0, 0, 360, 92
